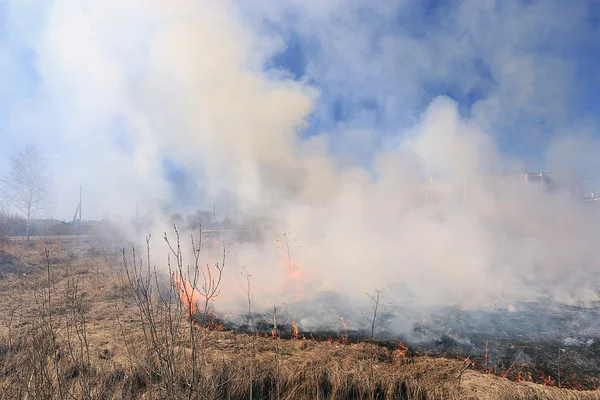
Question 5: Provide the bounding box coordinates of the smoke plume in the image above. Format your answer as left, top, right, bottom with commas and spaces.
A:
3, 0, 600, 323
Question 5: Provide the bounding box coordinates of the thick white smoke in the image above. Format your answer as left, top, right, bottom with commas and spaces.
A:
4, 0, 600, 321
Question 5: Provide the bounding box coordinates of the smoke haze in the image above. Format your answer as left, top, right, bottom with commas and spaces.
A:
2, 0, 600, 321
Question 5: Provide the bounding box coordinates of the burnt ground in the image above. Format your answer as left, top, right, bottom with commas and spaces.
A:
0, 250, 23, 279
1, 239, 600, 398
0, 245, 80, 279
406, 302, 600, 390
199, 300, 600, 390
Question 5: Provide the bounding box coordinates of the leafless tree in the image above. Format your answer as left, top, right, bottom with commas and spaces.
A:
239, 267, 253, 332
361, 287, 384, 340
273, 304, 281, 399
236, 267, 255, 400
276, 232, 299, 278
2, 145, 49, 241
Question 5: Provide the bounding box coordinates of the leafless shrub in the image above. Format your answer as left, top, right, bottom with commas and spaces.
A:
0, 247, 75, 399
122, 234, 188, 397
121, 225, 226, 398
63, 273, 93, 399
167, 227, 225, 321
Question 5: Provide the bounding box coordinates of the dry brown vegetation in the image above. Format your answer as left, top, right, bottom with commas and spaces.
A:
0, 238, 599, 400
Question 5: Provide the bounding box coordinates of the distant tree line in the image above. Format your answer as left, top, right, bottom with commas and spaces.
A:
0, 144, 275, 243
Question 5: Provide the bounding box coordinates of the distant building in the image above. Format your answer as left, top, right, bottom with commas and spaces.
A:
423, 171, 563, 204
524, 172, 556, 192
584, 188, 600, 203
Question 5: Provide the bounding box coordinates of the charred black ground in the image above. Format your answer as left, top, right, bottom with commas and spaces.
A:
197, 300, 600, 390
0, 250, 22, 278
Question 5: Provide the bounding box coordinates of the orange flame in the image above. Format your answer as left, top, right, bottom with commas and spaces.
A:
516, 371, 523, 382
339, 317, 347, 330
291, 322, 299, 339
208, 320, 226, 331
395, 340, 409, 356
288, 260, 303, 281
173, 273, 200, 318
339, 317, 348, 344
541, 374, 556, 386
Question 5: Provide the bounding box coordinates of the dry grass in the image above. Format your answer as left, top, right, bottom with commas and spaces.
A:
0, 239, 598, 400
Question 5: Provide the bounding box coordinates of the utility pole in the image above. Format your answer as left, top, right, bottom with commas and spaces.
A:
79, 184, 82, 223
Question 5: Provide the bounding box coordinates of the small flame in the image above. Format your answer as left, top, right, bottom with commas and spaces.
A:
289, 260, 303, 281
291, 322, 299, 339
541, 374, 556, 386
516, 371, 523, 382
395, 340, 408, 356
173, 273, 199, 318
208, 320, 226, 331
339, 317, 348, 344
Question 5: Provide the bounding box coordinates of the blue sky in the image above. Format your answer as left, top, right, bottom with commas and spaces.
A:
3, 0, 600, 218
252, 0, 600, 150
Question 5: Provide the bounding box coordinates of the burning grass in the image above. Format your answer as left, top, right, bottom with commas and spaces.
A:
0, 239, 599, 399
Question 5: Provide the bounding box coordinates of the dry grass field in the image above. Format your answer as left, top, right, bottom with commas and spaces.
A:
0, 238, 598, 400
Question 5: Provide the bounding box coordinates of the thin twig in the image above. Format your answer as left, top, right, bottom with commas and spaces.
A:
456, 357, 473, 387
558, 348, 564, 389
485, 339, 489, 373
504, 346, 526, 378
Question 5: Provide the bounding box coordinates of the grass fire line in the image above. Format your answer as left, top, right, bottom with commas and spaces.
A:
0, 236, 599, 399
